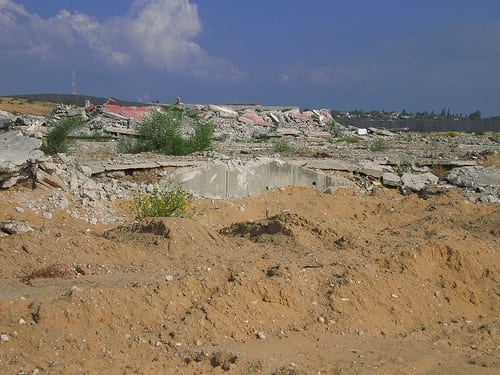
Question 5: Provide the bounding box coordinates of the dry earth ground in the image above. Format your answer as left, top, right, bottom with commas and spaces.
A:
0, 99, 499, 374
0, 183, 498, 374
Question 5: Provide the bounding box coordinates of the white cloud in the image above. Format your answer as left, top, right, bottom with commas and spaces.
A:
279, 64, 369, 86
0, 0, 242, 78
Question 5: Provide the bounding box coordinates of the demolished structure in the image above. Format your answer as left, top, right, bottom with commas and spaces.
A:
0, 98, 499, 223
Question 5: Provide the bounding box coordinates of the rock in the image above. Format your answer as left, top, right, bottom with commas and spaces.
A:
368, 127, 396, 137
36, 169, 66, 190
0, 334, 9, 342
0, 131, 43, 173
0, 131, 45, 188
401, 172, 439, 193
382, 172, 402, 187
256, 331, 266, 339
241, 110, 268, 126
356, 160, 393, 178
0, 220, 34, 235
208, 105, 239, 119
447, 166, 500, 189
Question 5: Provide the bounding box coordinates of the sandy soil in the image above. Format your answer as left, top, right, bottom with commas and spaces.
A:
0, 98, 57, 116
0, 99, 499, 373
0, 181, 498, 374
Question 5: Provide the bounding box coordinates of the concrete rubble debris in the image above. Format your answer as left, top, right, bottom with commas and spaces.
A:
382, 172, 402, 187
0, 131, 44, 188
368, 127, 396, 137
169, 157, 354, 199
0, 100, 499, 219
400, 172, 439, 193
0, 220, 34, 235
447, 166, 500, 203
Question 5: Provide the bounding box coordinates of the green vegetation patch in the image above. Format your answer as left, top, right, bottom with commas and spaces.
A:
273, 139, 295, 154
133, 182, 194, 219
370, 138, 390, 152
42, 117, 85, 155
135, 109, 214, 155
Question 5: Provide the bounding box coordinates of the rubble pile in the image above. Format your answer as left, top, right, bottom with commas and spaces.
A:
0, 99, 499, 221
44, 101, 337, 140
192, 104, 334, 140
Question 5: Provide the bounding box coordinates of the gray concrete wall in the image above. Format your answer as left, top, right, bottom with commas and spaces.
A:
167, 159, 351, 198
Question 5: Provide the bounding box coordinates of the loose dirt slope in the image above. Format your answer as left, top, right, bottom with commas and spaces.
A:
0, 184, 498, 374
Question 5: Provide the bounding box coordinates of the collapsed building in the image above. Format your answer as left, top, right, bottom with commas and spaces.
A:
0, 99, 499, 217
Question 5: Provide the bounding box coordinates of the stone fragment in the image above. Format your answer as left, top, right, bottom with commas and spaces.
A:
208, 105, 238, 119
368, 127, 396, 137
0, 220, 34, 235
447, 166, 500, 188
36, 169, 65, 190
356, 160, 393, 178
401, 172, 439, 192
382, 172, 402, 187
241, 111, 268, 126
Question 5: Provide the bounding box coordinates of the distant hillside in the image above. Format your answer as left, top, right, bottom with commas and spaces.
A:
6, 93, 149, 107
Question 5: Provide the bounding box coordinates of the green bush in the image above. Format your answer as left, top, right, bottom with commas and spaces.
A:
135, 109, 214, 155
133, 182, 194, 219
336, 135, 360, 143
444, 131, 459, 137
273, 139, 294, 154
42, 117, 85, 155
370, 138, 389, 152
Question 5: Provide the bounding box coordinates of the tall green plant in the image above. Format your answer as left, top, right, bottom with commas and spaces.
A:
133, 182, 194, 219
136, 109, 214, 155
42, 117, 85, 155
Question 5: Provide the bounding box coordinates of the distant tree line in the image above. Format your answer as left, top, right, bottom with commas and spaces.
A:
331, 108, 488, 121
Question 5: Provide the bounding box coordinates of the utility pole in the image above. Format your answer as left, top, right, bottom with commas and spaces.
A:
71, 64, 77, 95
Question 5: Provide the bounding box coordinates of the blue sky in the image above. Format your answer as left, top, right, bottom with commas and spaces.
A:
1, 0, 499, 116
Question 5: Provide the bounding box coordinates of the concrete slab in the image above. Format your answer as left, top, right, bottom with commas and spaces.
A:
0, 131, 43, 173
169, 158, 353, 199
304, 159, 358, 172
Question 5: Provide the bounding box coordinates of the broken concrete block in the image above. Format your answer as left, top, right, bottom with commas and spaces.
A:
382, 172, 402, 187
291, 110, 314, 122
0, 220, 34, 235
241, 111, 268, 126
0, 131, 43, 173
368, 127, 396, 137
268, 113, 280, 125
447, 166, 500, 189
401, 172, 439, 192
36, 169, 66, 190
0, 175, 22, 188
356, 160, 393, 178
67, 107, 86, 117
208, 105, 239, 119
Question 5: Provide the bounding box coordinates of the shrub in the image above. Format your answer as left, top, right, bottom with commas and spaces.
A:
370, 138, 389, 152
273, 139, 294, 154
336, 135, 360, 143
135, 109, 214, 155
327, 121, 345, 137
133, 182, 194, 219
186, 120, 215, 153
444, 130, 459, 137
42, 117, 85, 155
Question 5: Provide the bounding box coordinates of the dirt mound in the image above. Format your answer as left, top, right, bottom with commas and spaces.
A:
0, 185, 498, 374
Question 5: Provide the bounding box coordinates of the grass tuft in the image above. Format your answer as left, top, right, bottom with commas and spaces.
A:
133, 182, 194, 219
